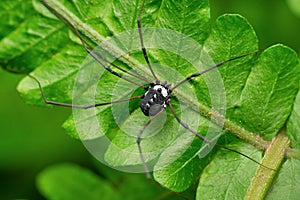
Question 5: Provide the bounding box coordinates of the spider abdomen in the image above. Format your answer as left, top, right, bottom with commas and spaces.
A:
140, 84, 170, 116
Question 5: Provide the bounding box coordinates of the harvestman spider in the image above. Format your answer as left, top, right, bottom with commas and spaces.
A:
34, 0, 272, 178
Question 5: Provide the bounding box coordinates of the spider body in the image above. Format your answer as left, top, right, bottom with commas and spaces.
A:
140, 82, 171, 116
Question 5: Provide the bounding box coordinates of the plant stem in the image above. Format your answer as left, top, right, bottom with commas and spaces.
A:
211, 110, 271, 150
244, 128, 290, 200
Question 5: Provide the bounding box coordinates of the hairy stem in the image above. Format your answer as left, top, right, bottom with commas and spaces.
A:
244, 128, 290, 200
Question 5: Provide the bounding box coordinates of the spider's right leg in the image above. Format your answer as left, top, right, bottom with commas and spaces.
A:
136, 108, 165, 179
167, 101, 275, 171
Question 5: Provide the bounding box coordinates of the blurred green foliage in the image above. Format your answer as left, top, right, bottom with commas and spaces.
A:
287, 0, 300, 19
211, 0, 300, 53
0, 69, 92, 199
1, 0, 300, 199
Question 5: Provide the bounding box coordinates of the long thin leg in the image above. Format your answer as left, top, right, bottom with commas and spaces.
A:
137, 0, 159, 83
29, 74, 142, 109
41, 0, 150, 88
136, 108, 165, 179
92, 50, 152, 84
73, 27, 147, 89
171, 50, 260, 91
167, 102, 275, 171
72, 27, 152, 86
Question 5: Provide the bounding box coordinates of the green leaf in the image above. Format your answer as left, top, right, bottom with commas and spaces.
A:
196, 141, 261, 200
17, 43, 87, 106
266, 159, 300, 200
156, 0, 210, 43
153, 126, 213, 192
287, 88, 300, 149
232, 45, 300, 140
36, 163, 120, 200
202, 14, 258, 108
0, 0, 70, 72
0, 0, 34, 39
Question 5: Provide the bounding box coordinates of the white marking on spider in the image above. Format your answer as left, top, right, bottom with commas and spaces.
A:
153, 85, 168, 97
